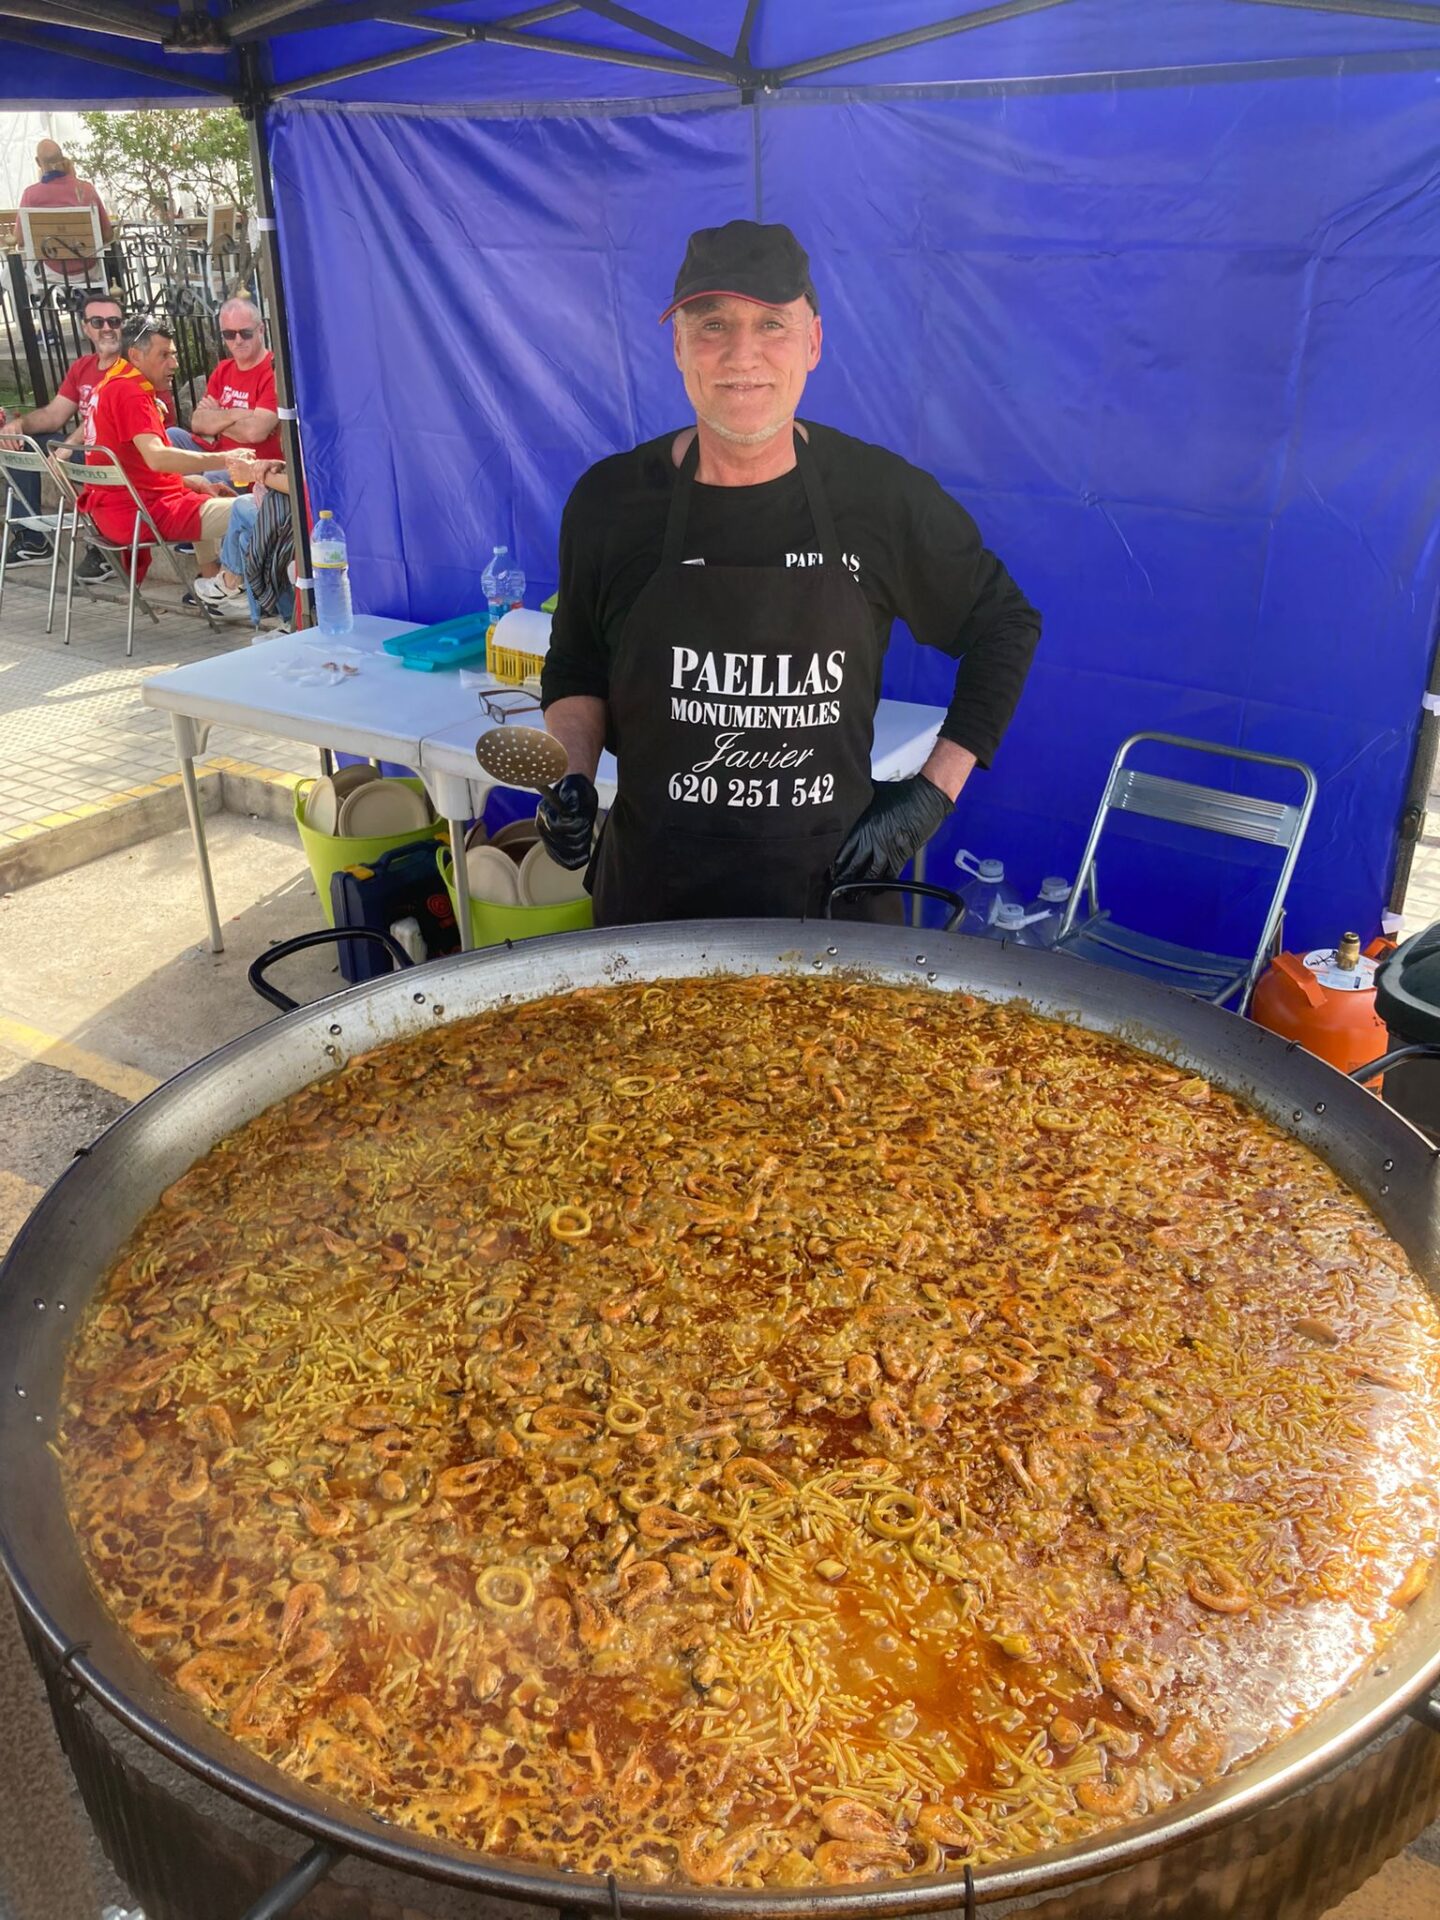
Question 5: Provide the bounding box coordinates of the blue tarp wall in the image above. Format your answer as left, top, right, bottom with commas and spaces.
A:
7, 3, 1440, 952
270, 69, 1440, 949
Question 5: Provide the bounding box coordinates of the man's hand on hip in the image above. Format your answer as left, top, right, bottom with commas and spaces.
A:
536, 773, 599, 871
832, 774, 952, 887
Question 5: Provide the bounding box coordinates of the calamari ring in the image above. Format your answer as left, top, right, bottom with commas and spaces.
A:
549, 1206, 593, 1242
474, 1565, 535, 1614
606, 1397, 649, 1435
867, 1489, 924, 1540
612, 1076, 656, 1098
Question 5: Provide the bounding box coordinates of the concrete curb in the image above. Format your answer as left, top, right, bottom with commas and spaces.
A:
0, 763, 306, 895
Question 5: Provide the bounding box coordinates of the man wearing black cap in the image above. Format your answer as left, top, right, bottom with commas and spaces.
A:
537, 220, 1040, 924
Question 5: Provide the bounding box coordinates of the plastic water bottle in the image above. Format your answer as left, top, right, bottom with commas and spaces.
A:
482, 544, 511, 643
952, 851, 1021, 934
312, 510, 353, 637
1026, 875, 1073, 948
500, 555, 526, 617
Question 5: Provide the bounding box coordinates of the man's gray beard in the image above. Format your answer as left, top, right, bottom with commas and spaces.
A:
696, 409, 795, 448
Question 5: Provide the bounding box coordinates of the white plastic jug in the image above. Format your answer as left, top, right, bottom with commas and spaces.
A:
970, 900, 1050, 946
952, 851, 1021, 933
1025, 875, 1073, 949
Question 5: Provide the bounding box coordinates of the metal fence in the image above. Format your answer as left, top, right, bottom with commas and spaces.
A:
1, 222, 266, 423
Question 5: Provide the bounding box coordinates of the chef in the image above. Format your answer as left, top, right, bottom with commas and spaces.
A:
537, 220, 1040, 923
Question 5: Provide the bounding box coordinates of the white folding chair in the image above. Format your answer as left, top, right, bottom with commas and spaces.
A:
50, 444, 224, 656
0, 434, 67, 634
1053, 732, 1318, 1015
18, 205, 107, 310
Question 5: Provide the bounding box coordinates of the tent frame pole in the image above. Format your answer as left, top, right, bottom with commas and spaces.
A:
765, 0, 1077, 84
240, 48, 315, 631
1233, 0, 1440, 23
0, 17, 233, 89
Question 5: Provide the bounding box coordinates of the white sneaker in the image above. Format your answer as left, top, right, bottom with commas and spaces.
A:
193, 574, 239, 604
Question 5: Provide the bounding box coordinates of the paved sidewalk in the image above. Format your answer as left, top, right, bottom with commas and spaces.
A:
0, 569, 317, 850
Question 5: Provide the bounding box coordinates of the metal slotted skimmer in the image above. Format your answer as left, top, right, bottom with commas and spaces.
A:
474, 725, 568, 800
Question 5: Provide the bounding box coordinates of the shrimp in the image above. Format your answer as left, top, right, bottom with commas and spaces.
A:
710, 1555, 757, 1631
679, 1824, 769, 1886
636, 1503, 703, 1543
278, 1581, 327, 1652
1158, 1716, 1226, 1779
286, 1627, 334, 1671
570, 1588, 617, 1649
846, 1353, 880, 1392
914, 1804, 972, 1850
535, 1594, 574, 1649
617, 1560, 671, 1618
1186, 1560, 1252, 1613
819, 1800, 903, 1848
185, 1403, 235, 1451
196, 1597, 256, 1646
175, 1649, 253, 1712
1099, 1657, 1160, 1728
867, 1396, 911, 1446
1393, 1559, 1431, 1609
167, 1452, 210, 1503
814, 1842, 911, 1883
298, 1494, 354, 1538
437, 1459, 497, 1498
1076, 1770, 1140, 1817
1189, 1410, 1234, 1453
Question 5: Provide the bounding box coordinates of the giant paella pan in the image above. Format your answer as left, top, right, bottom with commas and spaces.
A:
2, 920, 1440, 1919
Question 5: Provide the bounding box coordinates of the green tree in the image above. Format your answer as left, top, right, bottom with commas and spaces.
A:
74, 109, 253, 220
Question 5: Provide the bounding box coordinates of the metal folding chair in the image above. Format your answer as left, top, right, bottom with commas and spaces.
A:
0, 435, 68, 634
48, 444, 224, 656
1053, 732, 1318, 1015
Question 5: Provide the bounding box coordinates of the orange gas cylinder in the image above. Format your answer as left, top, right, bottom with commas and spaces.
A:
1250, 932, 1392, 1077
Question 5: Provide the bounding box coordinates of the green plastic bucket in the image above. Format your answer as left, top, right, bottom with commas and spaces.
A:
293, 778, 445, 928
437, 846, 593, 947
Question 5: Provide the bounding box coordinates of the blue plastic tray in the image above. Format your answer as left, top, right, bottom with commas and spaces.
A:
381, 612, 491, 672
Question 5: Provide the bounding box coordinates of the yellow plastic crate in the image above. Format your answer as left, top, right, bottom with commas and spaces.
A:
487, 639, 545, 688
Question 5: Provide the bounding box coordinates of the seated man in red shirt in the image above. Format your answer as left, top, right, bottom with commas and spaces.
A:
167, 299, 281, 476
0, 291, 124, 563
83, 318, 246, 589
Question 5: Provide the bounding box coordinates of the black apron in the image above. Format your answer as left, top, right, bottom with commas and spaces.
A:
591, 430, 880, 926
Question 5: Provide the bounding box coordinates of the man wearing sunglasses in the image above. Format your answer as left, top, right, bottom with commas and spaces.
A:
0, 292, 126, 565
167, 298, 281, 471
81, 318, 249, 595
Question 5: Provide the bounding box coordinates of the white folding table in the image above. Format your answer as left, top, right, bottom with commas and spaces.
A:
142, 617, 484, 954
145, 614, 947, 953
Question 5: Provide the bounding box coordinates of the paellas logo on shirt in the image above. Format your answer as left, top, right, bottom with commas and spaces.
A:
217, 384, 258, 411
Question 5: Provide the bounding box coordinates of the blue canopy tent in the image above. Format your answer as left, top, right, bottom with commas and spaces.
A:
3, 2, 1439, 957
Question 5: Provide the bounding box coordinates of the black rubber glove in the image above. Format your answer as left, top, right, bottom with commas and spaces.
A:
536, 772, 598, 871
832, 774, 952, 887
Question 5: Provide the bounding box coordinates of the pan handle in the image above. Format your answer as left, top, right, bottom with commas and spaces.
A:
238, 1840, 343, 1919
1347, 1043, 1440, 1083
825, 879, 969, 930
248, 928, 413, 1013
1409, 1690, 1440, 1736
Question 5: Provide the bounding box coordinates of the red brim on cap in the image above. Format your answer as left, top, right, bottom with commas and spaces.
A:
658, 288, 797, 323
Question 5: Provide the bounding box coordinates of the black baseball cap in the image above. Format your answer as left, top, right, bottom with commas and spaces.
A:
659, 219, 817, 322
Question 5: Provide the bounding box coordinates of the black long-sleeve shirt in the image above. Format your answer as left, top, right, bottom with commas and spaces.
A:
541, 421, 1040, 767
